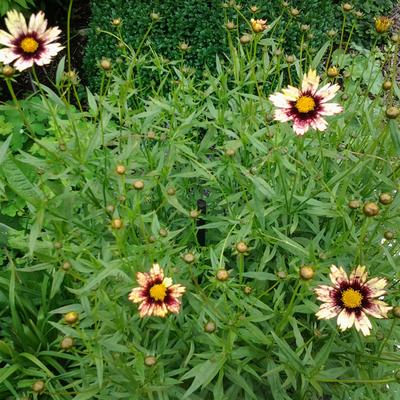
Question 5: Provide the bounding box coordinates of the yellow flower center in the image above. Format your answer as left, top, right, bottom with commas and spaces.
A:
295, 96, 315, 113
341, 288, 363, 308
150, 283, 167, 301
20, 37, 39, 53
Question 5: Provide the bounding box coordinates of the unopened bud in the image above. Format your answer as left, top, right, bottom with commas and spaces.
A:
183, 252, 195, 264
150, 12, 160, 22
235, 241, 248, 253
60, 336, 74, 350
64, 311, 79, 325
348, 199, 361, 209
379, 192, 393, 205
216, 269, 229, 281
111, 218, 123, 229
133, 180, 144, 190
327, 66, 339, 77
100, 58, 112, 71
115, 164, 126, 175
32, 380, 45, 393
2, 65, 15, 77
300, 266, 314, 280
386, 106, 400, 119
363, 202, 379, 217
144, 356, 157, 366
342, 3, 353, 12
204, 321, 216, 333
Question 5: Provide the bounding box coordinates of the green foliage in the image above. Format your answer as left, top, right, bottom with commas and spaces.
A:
84, 0, 395, 90
0, 0, 35, 16
1, 24, 400, 399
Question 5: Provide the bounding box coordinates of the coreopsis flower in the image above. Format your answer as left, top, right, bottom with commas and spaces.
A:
314, 265, 392, 336
375, 16, 392, 34
269, 69, 343, 135
0, 10, 63, 71
128, 263, 185, 317
251, 18, 268, 33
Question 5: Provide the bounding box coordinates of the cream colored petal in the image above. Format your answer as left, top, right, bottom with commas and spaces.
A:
136, 272, 149, 286
128, 287, 146, 303
40, 26, 61, 43
366, 277, 388, 298
301, 69, 320, 93
350, 265, 368, 283
28, 11, 47, 35
319, 102, 343, 116
314, 285, 335, 302
39, 43, 64, 58
5, 10, 27, 37
163, 277, 173, 288
0, 48, 20, 64
315, 303, 341, 319
153, 303, 168, 317
13, 57, 34, 71
337, 309, 355, 331
269, 92, 291, 108
139, 302, 154, 317
329, 265, 348, 286
354, 311, 372, 336
273, 109, 291, 122
167, 299, 182, 314
310, 116, 327, 131
316, 83, 340, 103
150, 263, 164, 280
365, 300, 392, 319
282, 85, 301, 100
169, 284, 186, 296
292, 119, 311, 135
0, 29, 14, 46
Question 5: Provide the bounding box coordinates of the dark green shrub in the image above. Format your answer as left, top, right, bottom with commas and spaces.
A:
86, 0, 394, 89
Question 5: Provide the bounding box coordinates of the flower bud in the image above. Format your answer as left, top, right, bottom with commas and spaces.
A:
183, 252, 195, 264
32, 380, 45, 393
150, 12, 160, 22
300, 24, 310, 32
276, 271, 287, 279
179, 42, 190, 51
384, 231, 395, 240
386, 106, 400, 119
391, 33, 400, 44
375, 16, 392, 34
159, 228, 168, 237
100, 58, 112, 71
133, 180, 144, 190
54, 241, 63, 249
62, 261, 71, 271
166, 187, 176, 196
204, 321, 216, 333
290, 8, 300, 17
144, 356, 157, 366
392, 306, 400, 318
250, 6, 259, 13
106, 204, 115, 213
363, 202, 379, 217
354, 11, 363, 18
2, 65, 15, 77
342, 3, 353, 12
300, 265, 314, 280
235, 241, 248, 253
226, 21, 235, 30
111, 18, 121, 27
118, 194, 126, 202
244, 286, 252, 294
216, 269, 229, 281
225, 148, 235, 156
285, 55, 295, 64
348, 199, 361, 209
147, 130, 156, 140
58, 142, 67, 151
115, 164, 126, 175
60, 336, 74, 350
240, 34, 252, 44
148, 235, 156, 243
189, 209, 200, 219
382, 81, 392, 90
379, 192, 393, 205
327, 66, 339, 78
111, 218, 123, 229
64, 311, 79, 325
327, 29, 337, 38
